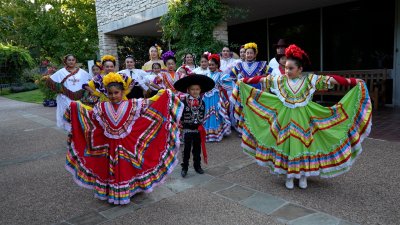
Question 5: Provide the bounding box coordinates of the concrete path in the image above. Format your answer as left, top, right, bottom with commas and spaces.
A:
0, 97, 398, 225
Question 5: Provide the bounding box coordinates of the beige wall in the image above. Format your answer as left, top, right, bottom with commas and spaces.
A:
95, 0, 167, 68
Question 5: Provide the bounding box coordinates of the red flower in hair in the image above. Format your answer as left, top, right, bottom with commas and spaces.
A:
208, 53, 220, 64
285, 44, 310, 65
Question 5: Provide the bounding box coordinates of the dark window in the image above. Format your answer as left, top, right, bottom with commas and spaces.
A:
323, 0, 395, 70
228, 19, 268, 60
268, 9, 321, 71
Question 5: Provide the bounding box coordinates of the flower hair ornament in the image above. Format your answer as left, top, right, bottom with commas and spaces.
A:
244, 42, 258, 55
161, 50, 175, 63
95, 61, 104, 71
154, 44, 163, 58
102, 72, 128, 90
203, 51, 211, 58
207, 53, 220, 64
285, 44, 310, 66
101, 55, 116, 64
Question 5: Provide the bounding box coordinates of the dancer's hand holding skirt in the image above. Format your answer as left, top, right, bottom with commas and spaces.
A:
232, 75, 372, 179
64, 90, 183, 204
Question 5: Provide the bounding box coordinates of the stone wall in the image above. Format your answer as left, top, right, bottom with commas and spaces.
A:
95, 0, 167, 68
213, 21, 228, 44
96, 0, 167, 29
96, 0, 229, 69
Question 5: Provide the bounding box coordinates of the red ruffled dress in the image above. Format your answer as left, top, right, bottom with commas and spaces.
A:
64, 90, 183, 204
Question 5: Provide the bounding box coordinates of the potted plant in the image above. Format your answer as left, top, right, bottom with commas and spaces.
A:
34, 71, 57, 107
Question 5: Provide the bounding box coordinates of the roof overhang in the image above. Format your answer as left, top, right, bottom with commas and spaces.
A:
104, 0, 357, 36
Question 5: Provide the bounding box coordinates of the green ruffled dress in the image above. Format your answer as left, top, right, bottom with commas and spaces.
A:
232, 74, 372, 178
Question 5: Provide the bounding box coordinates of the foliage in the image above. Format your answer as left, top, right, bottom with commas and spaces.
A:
34, 74, 57, 100
2, 89, 44, 104
21, 68, 41, 83
9, 82, 38, 93
160, 0, 248, 63
0, 43, 35, 83
0, 0, 98, 64
117, 36, 164, 69
160, 0, 226, 62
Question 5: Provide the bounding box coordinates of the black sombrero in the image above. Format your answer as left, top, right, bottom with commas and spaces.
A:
174, 74, 215, 93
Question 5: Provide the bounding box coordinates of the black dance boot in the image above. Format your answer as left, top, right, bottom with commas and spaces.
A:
194, 167, 204, 174
181, 169, 188, 177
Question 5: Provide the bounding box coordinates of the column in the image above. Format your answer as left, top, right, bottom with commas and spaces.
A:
98, 33, 119, 70
394, 0, 400, 107
213, 21, 228, 44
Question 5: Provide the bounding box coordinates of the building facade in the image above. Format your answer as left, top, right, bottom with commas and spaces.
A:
95, 0, 400, 107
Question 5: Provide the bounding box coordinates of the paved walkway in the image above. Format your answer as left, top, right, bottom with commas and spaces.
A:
0, 97, 399, 225
369, 107, 400, 142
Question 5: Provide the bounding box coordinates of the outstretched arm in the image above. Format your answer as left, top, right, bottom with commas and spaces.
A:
328, 75, 363, 86
242, 75, 269, 84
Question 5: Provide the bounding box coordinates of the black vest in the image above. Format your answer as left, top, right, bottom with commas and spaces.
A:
182, 96, 205, 130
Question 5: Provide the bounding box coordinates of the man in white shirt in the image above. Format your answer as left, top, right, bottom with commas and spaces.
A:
118, 55, 150, 98
268, 39, 288, 70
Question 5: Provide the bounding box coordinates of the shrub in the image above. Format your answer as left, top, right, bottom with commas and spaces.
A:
10, 82, 38, 93
34, 74, 56, 100
160, 0, 248, 63
0, 44, 35, 83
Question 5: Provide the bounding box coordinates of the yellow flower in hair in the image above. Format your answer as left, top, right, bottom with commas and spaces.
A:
155, 44, 163, 58
101, 55, 116, 64
102, 72, 127, 90
244, 42, 258, 54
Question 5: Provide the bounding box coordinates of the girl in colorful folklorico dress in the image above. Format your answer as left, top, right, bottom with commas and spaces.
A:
177, 53, 197, 72
192, 53, 210, 76
147, 62, 163, 97
154, 51, 182, 93
46, 54, 91, 131
203, 53, 233, 142
142, 45, 167, 72
232, 44, 372, 189
64, 72, 183, 205
176, 64, 192, 79
83, 55, 132, 103
229, 42, 273, 89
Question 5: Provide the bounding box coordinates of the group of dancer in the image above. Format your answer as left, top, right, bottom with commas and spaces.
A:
46, 40, 372, 205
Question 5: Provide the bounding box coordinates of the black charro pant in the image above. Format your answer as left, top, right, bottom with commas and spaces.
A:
181, 131, 201, 171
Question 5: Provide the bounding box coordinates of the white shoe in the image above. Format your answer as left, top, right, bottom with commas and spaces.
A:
299, 176, 308, 189
285, 178, 294, 189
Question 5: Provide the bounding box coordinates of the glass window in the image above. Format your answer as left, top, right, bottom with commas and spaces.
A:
323, 0, 395, 70
228, 19, 268, 60
268, 9, 321, 71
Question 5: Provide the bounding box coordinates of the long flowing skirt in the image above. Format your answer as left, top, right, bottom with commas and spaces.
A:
203, 89, 231, 142
233, 82, 372, 178
64, 90, 183, 204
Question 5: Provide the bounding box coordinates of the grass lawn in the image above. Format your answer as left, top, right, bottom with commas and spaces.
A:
0, 89, 44, 104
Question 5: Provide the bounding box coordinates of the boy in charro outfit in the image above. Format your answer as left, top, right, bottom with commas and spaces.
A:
174, 74, 215, 177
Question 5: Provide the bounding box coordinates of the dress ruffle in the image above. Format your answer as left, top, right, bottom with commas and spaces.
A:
65, 90, 183, 204
233, 81, 372, 178
203, 88, 231, 142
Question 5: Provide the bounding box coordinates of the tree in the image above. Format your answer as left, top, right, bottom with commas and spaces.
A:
0, 0, 98, 64
0, 44, 35, 83
160, 0, 247, 62
117, 36, 164, 69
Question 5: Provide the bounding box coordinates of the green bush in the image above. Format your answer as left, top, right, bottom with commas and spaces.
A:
20, 68, 41, 83
10, 82, 38, 93
0, 44, 35, 83
160, 0, 248, 62
34, 74, 56, 100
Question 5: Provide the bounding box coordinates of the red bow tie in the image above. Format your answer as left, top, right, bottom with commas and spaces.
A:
189, 98, 199, 107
